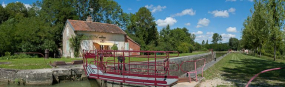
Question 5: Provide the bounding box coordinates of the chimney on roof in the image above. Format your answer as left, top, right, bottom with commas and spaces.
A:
86, 15, 92, 22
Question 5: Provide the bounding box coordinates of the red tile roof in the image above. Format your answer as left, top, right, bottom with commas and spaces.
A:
67, 19, 126, 34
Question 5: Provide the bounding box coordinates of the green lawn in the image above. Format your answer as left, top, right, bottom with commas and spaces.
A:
103, 51, 208, 63
203, 53, 285, 86
0, 58, 81, 69
0, 51, 208, 69
176, 51, 208, 57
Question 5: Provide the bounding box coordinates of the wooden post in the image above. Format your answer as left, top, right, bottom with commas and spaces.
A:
45, 49, 49, 59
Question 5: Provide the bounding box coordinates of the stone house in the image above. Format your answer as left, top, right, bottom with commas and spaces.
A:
62, 17, 140, 58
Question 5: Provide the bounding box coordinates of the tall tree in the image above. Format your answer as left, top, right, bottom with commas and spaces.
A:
266, 0, 285, 61
252, 0, 268, 57
5, 2, 28, 19
218, 35, 222, 43
37, 0, 78, 49
241, 16, 254, 50
0, 5, 9, 24
202, 40, 205, 45
229, 37, 239, 50
212, 33, 222, 44
158, 25, 173, 51
126, 7, 158, 50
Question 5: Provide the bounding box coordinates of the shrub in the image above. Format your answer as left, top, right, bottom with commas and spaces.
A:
5, 52, 11, 56
69, 34, 87, 57
111, 44, 118, 50
178, 42, 193, 53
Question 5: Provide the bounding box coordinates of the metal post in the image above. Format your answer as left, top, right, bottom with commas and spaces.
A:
148, 52, 149, 75
154, 52, 157, 86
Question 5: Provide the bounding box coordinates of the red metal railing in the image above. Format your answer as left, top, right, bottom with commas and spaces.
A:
180, 58, 206, 83
82, 50, 180, 86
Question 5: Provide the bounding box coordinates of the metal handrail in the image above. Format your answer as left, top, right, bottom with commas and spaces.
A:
83, 50, 180, 86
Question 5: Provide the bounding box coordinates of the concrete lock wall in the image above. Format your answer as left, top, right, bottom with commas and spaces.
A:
0, 66, 86, 85
124, 52, 215, 77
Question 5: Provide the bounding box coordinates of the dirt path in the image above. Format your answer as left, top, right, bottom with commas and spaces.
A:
198, 78, 232, 87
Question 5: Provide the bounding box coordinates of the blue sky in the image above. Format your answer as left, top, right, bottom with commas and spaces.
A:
1, 0, 254, 43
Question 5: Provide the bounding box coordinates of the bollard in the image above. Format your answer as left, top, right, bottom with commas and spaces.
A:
45, 49, 49, 59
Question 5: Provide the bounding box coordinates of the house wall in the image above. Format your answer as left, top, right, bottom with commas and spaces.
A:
127, 38, 140, 55
62, 23, 76, 58
77, 32, 127, 57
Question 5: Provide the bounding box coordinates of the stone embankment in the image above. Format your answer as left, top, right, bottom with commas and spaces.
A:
0, 65, 86, 85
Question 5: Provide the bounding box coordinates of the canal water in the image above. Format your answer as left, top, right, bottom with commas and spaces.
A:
0, 79, 100, 87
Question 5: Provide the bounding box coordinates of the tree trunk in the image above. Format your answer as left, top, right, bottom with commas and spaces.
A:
274, 45, 276, 61
259, 45, 261, 57
253, 49, 255, 56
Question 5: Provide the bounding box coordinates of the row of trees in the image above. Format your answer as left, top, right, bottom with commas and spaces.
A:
241, 0, 285, 61
0, 0, 128, 56
201, 33, 239, 51
0, 0, 239, 57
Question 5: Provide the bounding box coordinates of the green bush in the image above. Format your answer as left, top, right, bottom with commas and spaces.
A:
111, 44, 118, 50
0, 53, 33, 60
200, 47, 208, 51
5, 52, 11, 56
177, 42, 194, 53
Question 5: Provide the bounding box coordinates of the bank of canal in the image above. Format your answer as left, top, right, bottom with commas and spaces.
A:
1, 79, 100, 87
0, 52, 224, 87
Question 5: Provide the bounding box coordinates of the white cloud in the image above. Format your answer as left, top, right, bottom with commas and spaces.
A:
172, 9, 196, 17
193, 31, 203, 35
195, 33, 213, 43
228, 8, 236, 13
227, 27, 237, 32
206, 32, 214, 35
221, 33, 236, 42
209, 8, 236, 17
145, 5, 166, 13
196, 18, 210, 28
24, 3, 31, 8
209, 10, 229, 18
226, 0, 236, 1
195, 35, 206, 41
2, 2, 6, 7
128, 8, 132, 10
195, 33, 235, 43
156, 17, 177, 27
248, 0, 253, 2
185, 23, 191, 26
2, 2, 31, 8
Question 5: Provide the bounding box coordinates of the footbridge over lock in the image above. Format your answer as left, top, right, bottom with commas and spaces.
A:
82, 50, 215, 86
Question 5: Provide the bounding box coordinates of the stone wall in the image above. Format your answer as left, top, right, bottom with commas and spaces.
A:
0, 65, 86, 85
122, 52, 215, 76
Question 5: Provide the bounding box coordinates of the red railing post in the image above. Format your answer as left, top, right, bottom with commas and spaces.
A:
128, 51, 130, 74
167, 52, 170, 76
148, 52, 150, 76
123, 51, 125, 83
195, 61, 197, 81
154, 52, 157, 86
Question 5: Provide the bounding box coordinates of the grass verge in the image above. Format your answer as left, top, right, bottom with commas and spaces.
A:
203, 53, 285, 86
0, 58, 81, 69
0, 51, 208, 69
